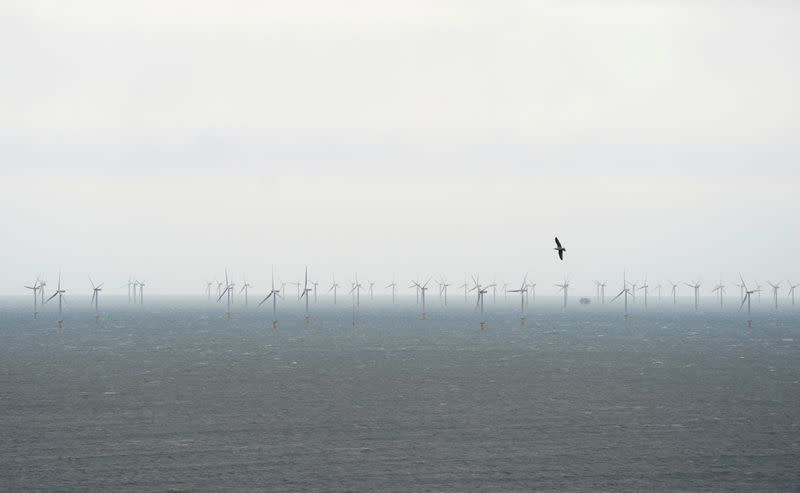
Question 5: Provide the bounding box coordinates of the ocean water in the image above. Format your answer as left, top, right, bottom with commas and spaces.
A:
1, 296, 799, 491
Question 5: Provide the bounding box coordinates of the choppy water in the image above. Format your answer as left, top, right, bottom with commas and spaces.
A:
1, 297, 799, 491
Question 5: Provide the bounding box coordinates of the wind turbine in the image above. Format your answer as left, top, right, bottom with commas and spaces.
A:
258, 268, 282, 330
133, 280, 139, 304
329, 275, 340, 305
593, 280, 602, 303
508, 274, 529, 326
90, 277, 103, 323
766, 281, 781, 310
527, 281, 536, 306
138, 280, 145, 305
126, 278, 135, 303
437, 278, 451, 307
610, 272, 634, 320
668, 281, 679, 305
385, 278, 397, 304
555, 278, 569, 309
712, 280, 726, 308
217, 269, 232, 319
350, 275, 364, 308
640, 276, 649, 309
738, 274, 760, 327
38, 278, 47, 306
655, 283, 663, 302
473, 282, 495, 330
46, 273, 66, 329
350, 274, 363, 328
367, 281, 375, 300
300, 266, 312, 324
24, 279, 40, 319
204, 281, 213, 301
685, 281, 701, 311
410, 279, 431, 320
311, 280, 319, 303
599, 281, 607, 304
239, 277, 252, 306
459, 275, 470, 303
787, 280, 799, 307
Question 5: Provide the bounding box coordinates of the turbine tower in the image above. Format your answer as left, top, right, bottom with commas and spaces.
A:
205, 281, 213, 301
138, 280, 145, 305
258, 268, 282, 330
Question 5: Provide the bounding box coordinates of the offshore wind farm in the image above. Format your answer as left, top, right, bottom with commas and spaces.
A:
3, 1, 800, 491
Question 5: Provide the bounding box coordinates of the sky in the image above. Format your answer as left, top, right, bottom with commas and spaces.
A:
1, 1, 798, 295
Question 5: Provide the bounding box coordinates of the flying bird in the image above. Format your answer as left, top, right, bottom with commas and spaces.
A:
554, 237, 566, 260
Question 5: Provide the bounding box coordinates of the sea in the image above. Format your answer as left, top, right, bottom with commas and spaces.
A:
1, 296, 798, 491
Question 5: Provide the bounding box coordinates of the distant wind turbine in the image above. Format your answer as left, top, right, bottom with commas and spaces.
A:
685, 281, 701, 311
508, 274, 529, 326
766, 281, 780, 310
258, 268, 282, 330
787, 281, 798, 307
738, 274, 760, 327
25, 279, 40, 319
555, 278, 569, 309
217, 269, 232, 319
610, 272, 634, 320
90, 277, 103, 323
410, 278, 431, 320
329, 276, 340, 305
300, 266, 312, 324
385, 278, 397, 304
239, 277, 252, 306
46, 272, 66, 329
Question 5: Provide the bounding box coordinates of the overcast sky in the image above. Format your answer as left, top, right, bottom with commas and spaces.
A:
1, 1, 798, 295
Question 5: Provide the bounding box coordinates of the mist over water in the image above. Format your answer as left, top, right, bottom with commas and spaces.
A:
1, 296, 798, 491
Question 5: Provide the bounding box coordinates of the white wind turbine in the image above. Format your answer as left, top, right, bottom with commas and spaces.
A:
329, 275, 340, 305
38, 278, 48, 306
738, 274, 760, 327
610, 272, 634, 320
311, 280, 319, 303
217, 269, 233, 319
133, 280, 139, 304
473, 282, 495, 330
668, 281, 679, 305
46, 273, 66, 329
24, 279, 40, 319
239, 277, 252, 306
787, 280, 799, 307
458, 275, 469, 303
385, 278, 398, 304
685, 281, 701, 311
555, 278, 569, 309
711, 280, 726, 308
258, 268, 282, 330
204, 281, 213, 301
598, 281, 607, 304
640, 276, 649, 309
766, 281, 780, 310
508, 274, 529, 326
410, 278, 432, 320
90, 277, 103, 323
437, 278, 451, 307
367, 281, 375, 300
138, 280, 145, 305
300, 266, 313, 324
350, 274, 364, 328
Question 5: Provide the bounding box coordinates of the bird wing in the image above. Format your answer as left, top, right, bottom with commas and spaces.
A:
558, 250, 564, 260
555, 237, 562, 249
